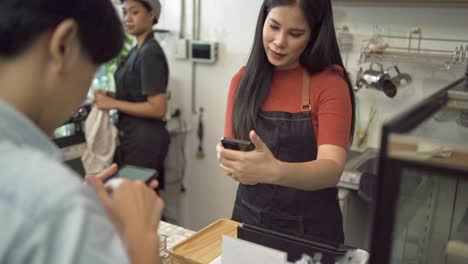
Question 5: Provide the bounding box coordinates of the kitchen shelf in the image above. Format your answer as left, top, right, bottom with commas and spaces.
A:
359, 29, 468, 70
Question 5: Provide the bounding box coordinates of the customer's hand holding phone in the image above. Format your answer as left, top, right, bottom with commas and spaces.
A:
85, 164, 164, 264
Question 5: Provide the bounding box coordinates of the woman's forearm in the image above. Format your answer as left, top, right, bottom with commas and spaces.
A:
271, 159, 343, 191
114, 100, 166, 119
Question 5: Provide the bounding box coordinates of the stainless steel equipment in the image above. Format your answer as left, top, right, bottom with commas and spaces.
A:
355, 63, 411, 98
53, 103, 91, 176
53, 103, 91, 140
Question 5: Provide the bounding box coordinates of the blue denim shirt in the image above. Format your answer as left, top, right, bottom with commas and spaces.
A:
0, 100, 130, 264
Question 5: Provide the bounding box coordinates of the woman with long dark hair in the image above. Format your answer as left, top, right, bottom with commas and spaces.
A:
217, 0, 355, 243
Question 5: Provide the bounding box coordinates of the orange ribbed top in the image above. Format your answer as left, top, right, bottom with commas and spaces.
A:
224, 65, 352, 150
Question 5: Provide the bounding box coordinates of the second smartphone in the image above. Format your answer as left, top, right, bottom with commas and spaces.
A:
221, 137, 255, 151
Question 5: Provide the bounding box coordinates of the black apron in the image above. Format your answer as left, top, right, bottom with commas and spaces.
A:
113, 36, 170, 189
231, 70, 344, 243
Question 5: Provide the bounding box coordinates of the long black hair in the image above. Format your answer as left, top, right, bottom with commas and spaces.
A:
0, 0, 124, 65
233, 0, 355, 145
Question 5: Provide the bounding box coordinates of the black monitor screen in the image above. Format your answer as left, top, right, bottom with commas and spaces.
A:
192, 43, 211, 59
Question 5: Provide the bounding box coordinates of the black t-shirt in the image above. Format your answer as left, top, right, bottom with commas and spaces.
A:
115, 34, 169, 104
114, 34, 169, 136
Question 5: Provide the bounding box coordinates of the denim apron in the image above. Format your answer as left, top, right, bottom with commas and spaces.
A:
232, 70, 344, 243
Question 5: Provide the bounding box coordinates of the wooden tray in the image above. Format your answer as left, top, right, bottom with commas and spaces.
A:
170, 219, 241, 264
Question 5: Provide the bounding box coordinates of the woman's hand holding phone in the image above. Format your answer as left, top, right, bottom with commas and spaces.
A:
216, 130, 281, 186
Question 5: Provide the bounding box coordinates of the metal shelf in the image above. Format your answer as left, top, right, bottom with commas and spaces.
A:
359, 29, 468, 70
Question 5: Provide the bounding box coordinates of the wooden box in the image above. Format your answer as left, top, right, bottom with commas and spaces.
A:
170, 219, 241, 264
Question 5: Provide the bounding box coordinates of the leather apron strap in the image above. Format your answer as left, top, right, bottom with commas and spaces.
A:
301, 70, 311, 112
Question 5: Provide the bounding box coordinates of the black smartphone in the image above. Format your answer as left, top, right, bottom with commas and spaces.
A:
221, 137, 255, 151
106, 165, 158, 185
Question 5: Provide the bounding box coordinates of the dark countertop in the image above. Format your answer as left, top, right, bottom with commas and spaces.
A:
53, 132, 86, 148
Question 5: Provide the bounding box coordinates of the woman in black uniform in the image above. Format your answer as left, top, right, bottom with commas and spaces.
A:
95, 0, 169, 189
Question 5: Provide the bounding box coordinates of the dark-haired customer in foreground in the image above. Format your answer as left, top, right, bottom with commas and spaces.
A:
0, 0, 163, 263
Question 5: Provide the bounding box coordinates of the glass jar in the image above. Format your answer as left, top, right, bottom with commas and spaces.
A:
159, 234, 170, 264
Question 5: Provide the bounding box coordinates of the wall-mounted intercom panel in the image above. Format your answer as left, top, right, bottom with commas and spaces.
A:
190, 41, 218, 64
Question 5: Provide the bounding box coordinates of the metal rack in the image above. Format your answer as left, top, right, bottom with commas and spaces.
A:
359, 28, 468, 70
